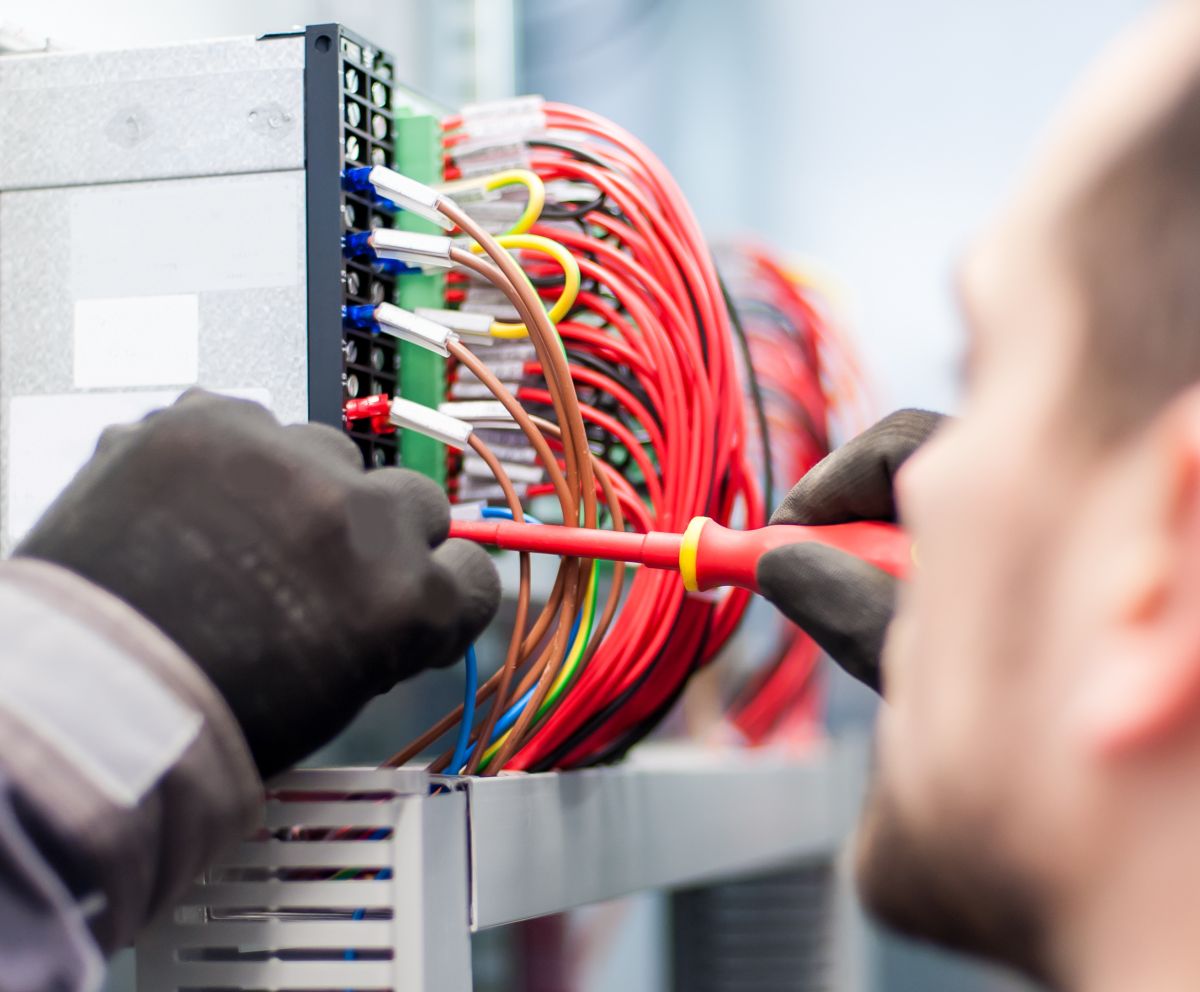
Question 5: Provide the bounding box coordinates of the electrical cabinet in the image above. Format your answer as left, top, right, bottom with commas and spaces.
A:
0, 26, 442, 551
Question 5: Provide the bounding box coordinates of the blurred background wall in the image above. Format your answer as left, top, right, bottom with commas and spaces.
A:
518, 0, 1153, 415
0, 1, 1154, 989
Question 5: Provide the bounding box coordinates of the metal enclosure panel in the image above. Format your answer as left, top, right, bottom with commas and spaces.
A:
135, 767, 472, 992
400, 786, 473, 991
0, 35, 305, 190
0, 171, 308, 550
463, 743, 839, 930
135, 748, 862, 991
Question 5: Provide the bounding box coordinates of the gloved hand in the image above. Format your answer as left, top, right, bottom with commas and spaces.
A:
15, 390, 500, 778
756, 409, 943, 693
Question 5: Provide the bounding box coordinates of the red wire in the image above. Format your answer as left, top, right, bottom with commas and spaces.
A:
440, 105, 778, 769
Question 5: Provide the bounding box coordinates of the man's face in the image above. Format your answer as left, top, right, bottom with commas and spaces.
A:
852, 1, 1200, 979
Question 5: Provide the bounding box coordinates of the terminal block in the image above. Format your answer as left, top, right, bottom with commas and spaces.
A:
303, 25, 444, 471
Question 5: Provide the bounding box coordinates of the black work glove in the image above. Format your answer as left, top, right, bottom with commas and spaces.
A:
15, 390, 500, 778
756, 409, 943, 694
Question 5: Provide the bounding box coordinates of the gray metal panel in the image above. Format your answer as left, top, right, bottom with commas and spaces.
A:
273, 765, 430, 795
0, 170, 308, 550
462, 743, 840, 930
0, 35, 305, 190
134, 746, 866, 990
136, 774, 471, 992
404, 788, 472, 991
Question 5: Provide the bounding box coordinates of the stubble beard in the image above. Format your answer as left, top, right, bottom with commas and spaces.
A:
854, 773, 1057, 987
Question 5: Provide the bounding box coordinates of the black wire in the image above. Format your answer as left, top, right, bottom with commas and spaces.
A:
565, 348, 661, 432
732, 295, 830, 454
564, 348, 661, 497
736, 297, 820, 369
527, 137, 615, 171
541, 190, 608, 220
728, 637, 823, 733
528, 611, 716, 772
579, 679, 685, 767
576, 613, 718, 768
736, 298, 802, 337
721, 272, 775, 508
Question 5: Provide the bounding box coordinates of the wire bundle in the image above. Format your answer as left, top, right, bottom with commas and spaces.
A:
375, 100, 760, 774
718, 244, 872, 743
375, 101, 869, 772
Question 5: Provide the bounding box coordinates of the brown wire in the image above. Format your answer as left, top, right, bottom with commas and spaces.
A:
500, 422, 627, 708
441, 203, 597, 531
386, 268, 585, 768
486, 442, 620, 770
387, 419, 631, 771
447, 340, 574, 512
447, 344, 583, 773
442, 250, 593, 773
381, 571, 567, 768
531, 417, 627, 656
448, 434, 532, 774
390, 199, 600, 774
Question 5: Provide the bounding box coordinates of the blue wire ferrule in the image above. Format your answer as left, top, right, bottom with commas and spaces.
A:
342, 305, 378, 330
341, 232, 417, 274
343, 166, 374, 192
344, 303, 455, 356
342, 231, 374, 256
340, 165, 454, 231
342, 167, 401, 211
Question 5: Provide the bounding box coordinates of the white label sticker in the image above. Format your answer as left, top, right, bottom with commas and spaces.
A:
73, 295, 199, 389
69, 175, 301, 298
5, 388, 272, 545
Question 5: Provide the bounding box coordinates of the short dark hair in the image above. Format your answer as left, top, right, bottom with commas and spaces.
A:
1066, 64, 1200, 439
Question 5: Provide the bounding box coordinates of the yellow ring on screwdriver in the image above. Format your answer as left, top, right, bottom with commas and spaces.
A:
679, 516, 709, 593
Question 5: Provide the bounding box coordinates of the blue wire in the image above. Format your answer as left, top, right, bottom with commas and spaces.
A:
450, 507, 556, 770
459, 606, 584, 765
494, 607, 583, 734
448, 645, 478, 774
481, 505, 543, 525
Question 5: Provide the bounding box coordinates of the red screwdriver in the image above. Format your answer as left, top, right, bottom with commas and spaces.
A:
448, 516, 909, 593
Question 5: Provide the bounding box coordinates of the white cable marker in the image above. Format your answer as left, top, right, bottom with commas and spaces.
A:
414, 307, 496, 344
389, 396, 473, 449
368, 229, 456, 269
365, 165, 454, 230
372, 303, 455, 356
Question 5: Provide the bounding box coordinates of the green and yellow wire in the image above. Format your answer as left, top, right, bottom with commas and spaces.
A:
477, 563, 598, 771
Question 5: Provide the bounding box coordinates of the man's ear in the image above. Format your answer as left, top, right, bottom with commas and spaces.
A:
1080, 386, 1200, 758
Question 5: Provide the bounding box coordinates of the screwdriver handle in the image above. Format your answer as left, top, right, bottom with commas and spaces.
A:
448, 516, 910, 593
685, 517, 909, 592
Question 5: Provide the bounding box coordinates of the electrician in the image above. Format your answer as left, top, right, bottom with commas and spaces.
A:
758, 2, 1200, 986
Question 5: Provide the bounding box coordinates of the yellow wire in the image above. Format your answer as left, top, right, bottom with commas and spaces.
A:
468, 233, 581, 339
478, 575, 596, 768
439, 169, 545, 236
485, 170, 545, 236
479, 729, 510, 768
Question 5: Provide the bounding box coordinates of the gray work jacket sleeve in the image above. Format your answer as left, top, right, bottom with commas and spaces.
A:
0, 558, 264, 990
